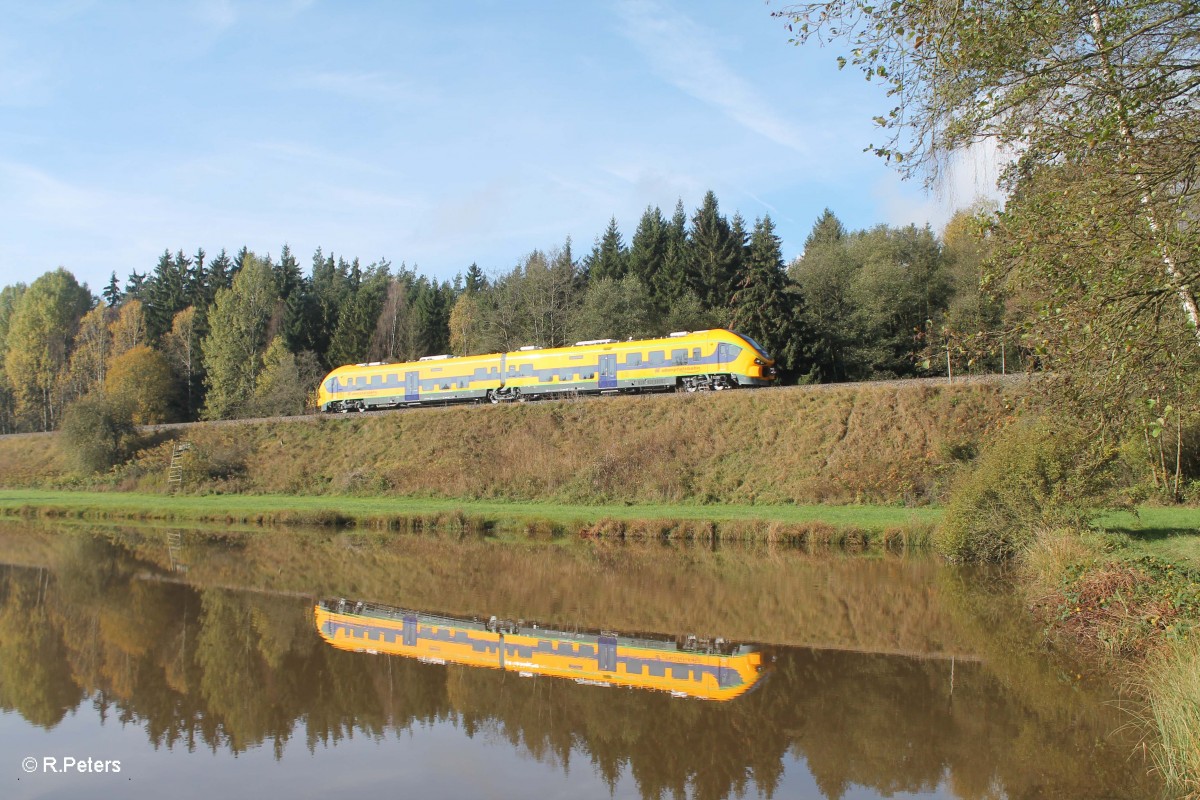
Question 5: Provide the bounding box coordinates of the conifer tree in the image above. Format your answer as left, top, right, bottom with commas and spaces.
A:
124, 270, 147, 301
412, 279, 448, 356
583, 217, 629, 282
326, 264, 389, 367
728, 216, 800, 374
207, 250, 234, 300
660, 200, 692, 306
102, 273, 123, 307
464, 263, 486, 294
629, 206, 669, 310
804, 209, 846, 251
144, 250, 190, 344
186, 248, 207, 309
689, 191, 740, 311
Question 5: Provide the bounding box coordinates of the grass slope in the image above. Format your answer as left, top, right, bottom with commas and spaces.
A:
0, 381, 1024, 507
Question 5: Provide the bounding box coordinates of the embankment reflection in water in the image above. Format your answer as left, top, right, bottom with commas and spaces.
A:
315, 598, 765, 700
0, 522, 1163, 799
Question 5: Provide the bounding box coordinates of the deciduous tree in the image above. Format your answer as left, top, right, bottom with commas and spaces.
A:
3, 269, 93, 430
0, 284, 27, 433
201, 255, 279, 420
105, 344, 175, 424
775, 0, 1200, 354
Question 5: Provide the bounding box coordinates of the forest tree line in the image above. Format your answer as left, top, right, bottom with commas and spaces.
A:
0, 190, 1006, 433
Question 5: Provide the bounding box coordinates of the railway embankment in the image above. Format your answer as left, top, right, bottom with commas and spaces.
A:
0, 379, 1023, 509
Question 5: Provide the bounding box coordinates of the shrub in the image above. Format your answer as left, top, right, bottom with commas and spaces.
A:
59, 395, 136, 474
936, 418, 1112, 562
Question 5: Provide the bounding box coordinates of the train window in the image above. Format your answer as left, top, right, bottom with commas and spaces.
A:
388, 374, 397, 385
693, 348, 701, 360
672, 348, 687, 364
627, 353, 641, 367
326, 378, 337, 392
356, 377, 365, 387
648, 351, 665, 365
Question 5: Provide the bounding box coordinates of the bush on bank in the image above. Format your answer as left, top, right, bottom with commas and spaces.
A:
935, 418, 1111, 562
942, 412, 1200, 797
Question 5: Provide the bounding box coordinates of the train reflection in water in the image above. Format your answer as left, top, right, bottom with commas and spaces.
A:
315, 598, 766, 701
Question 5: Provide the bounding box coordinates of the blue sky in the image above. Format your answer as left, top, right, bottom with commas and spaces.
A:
0, 0, 994, 294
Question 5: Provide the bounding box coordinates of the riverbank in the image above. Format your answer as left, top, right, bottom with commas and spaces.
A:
0, 489, 940, 546
1018, 518, 1200, 798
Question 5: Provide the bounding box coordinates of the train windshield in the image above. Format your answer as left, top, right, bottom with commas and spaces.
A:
735, 333, 772, 361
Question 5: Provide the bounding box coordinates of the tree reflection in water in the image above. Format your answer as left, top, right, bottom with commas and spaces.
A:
0, 523, 1160, 799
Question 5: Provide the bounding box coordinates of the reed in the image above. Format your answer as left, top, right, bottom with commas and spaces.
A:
1142, 636, 1200, 798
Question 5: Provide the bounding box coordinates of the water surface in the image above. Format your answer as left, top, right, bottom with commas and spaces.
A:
0, 522, 1157, 799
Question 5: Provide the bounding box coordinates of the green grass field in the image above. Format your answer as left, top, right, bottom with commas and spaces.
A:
3, 488, 1195, 553
1092, 507, 1200, 567
0, 488, 940, 531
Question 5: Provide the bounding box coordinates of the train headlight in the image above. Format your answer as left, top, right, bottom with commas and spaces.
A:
753, 358, 765, 366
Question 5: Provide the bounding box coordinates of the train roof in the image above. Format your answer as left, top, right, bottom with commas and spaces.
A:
326, 329, 756, 375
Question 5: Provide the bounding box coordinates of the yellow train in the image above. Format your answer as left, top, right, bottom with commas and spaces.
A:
316, 328, 776, 412
314, 599, 765, 701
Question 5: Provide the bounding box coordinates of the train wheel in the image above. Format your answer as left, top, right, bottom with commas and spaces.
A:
487, 390, 499, 404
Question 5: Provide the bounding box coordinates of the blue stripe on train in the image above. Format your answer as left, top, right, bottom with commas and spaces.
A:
329, 345, 741, 395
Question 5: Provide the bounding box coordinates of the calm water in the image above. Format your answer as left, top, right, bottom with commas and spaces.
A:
0, 522, 1158, 799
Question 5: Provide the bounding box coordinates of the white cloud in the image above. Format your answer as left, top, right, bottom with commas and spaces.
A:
874, 138, 1009, 232
615, 0, 811, 156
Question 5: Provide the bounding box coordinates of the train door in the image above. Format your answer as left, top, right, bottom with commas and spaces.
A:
597, 635, 618, 672
405, 371, 419, 402
717, 342, 732, 366
598, 354, 617, 389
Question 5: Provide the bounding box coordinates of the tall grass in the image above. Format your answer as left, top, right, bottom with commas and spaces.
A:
1144, 636, 1200, 798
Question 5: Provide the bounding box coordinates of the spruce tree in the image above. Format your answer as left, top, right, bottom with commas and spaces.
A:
207, 249, 234, 300
689, 191, 740, 311
660, 199, 692, 308
728, 216, 800, 375
629, 206, 669, 310
125, 270, 147, 301
143, 250, 189, 344
102, 272, 123, 307
804, 208, 846, 251
583, 216, 629, 282
464, 263, 486, 294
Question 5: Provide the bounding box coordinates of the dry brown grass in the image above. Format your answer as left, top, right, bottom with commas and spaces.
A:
0, 382, 1023, 506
